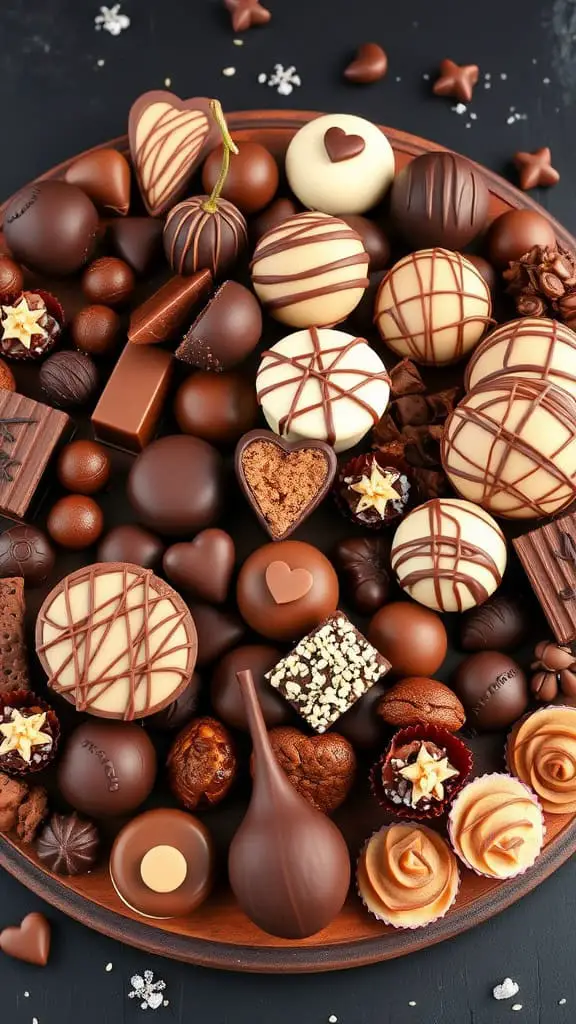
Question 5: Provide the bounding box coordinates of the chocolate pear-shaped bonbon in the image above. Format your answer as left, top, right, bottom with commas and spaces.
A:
228, 669, 351, 939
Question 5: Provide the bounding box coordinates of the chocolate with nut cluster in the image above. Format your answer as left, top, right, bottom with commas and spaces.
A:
503, 244, 576, 325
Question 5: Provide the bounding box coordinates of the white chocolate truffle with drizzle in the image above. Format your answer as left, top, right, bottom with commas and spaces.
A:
465, 317, 576, 399
391, 499, 507, 612
250, 211, 369, 328
256, 327, 390, 453
376, 248, 492, 365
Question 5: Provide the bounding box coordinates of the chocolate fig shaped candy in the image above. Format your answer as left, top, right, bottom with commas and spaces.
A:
228, 670, 351, 939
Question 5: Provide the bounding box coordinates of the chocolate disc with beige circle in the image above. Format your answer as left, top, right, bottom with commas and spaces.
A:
35, 562, 198, 720
110, 808, 214, 918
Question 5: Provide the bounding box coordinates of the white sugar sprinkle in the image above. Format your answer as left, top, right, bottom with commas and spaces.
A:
395, 76, 402, 82
493, 979, 520, 1001
470, 112, 477, 119
409, 1002, 417, 1007
94, 5, 130, 36
543, 77, 551, 84
164, 77, 171, 87
484, 82, 492, 89
258, 64, 301, 95
506, 116, 516, 124
24, 992, 29, 998
532, 58, 538, 64
500, 72, 508, 80
32, 1018, 39, 1024
465, 122, 471, 128
96, 58, 105, 67
233, 38, 244, 46
422, 73, 430, 80
512, 1006, 523, 1012
559, 999, 567, 1006
328, 1016, 338, 1023
222, 66, 236, 77
452, 103, 467, 115
484, 72, 491, 79
105, 963, 113, 972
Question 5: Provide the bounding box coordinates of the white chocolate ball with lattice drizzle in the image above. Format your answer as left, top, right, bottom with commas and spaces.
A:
465, 317, 576, 399
256, 327, 390, 453
391, 499, 507, 612
442, 376, 576, 519
250, 211, 369, 328
375, 248, 492, 365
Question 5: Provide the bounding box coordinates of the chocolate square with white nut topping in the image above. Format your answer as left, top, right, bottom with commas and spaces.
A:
266, 612, 391, 733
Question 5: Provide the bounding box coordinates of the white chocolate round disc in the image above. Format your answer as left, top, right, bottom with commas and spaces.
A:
251, 211, 369, 328
376, 248, 492, 365
140, 845, 188, 893
391, 499, 507, 612
285, 113, 395, 216
465, 317, 576, 398
256, 327, 390, 452
442, 376, 576, 519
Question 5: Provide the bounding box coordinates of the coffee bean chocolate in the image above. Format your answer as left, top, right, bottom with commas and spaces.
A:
4, 181, 99, 276
378, 677, 465, 731
452, 651, 529, 732
333, 536, 391, 615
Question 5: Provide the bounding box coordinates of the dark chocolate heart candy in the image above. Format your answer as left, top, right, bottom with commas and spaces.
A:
190, 604, 246, 666
108, 217, 164, 275
344, 43, 388, 84
163, 529, 235, 604
324, 127, 366, 163
0, 912, 51, 966
235, 430, 337, 541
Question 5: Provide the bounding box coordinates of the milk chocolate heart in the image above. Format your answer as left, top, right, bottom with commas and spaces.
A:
0, 912, 51, 966
163, 529, 235, 604
235, 430, 337, 541
128, 91, 220, 217
265, 561, 314, 604
65, 148, 131, 216
324, 127, 366, 163
344, 43, 388, 84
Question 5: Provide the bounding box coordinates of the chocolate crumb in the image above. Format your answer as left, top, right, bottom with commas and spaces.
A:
16, 785, 48, 844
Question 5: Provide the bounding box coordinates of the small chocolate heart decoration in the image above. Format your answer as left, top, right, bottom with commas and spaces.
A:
344, 43, 388, 84
265, 561, 314, 604
65, 148, 131, 216
0, 912, 51, 966
324, 127, 366, 163
163, 529, 235, 604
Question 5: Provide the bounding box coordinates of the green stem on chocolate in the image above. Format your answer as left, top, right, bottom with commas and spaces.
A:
202, 100, 238, 214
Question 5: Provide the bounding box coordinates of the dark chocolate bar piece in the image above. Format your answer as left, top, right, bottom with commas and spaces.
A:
514, 511, 576, 645
91, 342, 173, 453
0, 391, 70, 521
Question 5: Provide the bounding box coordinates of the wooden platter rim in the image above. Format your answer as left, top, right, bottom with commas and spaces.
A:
0, 108, 574, 973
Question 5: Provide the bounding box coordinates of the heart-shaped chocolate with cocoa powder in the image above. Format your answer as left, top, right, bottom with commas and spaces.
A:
235, 430, 338, 541
163, 529, 235, 604
128, 91, 220, 216
0, 912, 51, 966
324, 126, 366, 163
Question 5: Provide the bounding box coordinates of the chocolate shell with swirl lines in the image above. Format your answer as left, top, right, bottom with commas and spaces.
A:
163, 196, 248, 279
459, 593, 531, 652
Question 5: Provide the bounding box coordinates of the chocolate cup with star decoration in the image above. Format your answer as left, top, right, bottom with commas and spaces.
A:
0, 690, 60, 776
334, 450, 416, 530
0, 290, 65, 361
369, 724, 472, 821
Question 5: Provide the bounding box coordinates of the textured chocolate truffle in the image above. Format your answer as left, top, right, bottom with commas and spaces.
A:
3, 181, 99, 276
128, 435, 224, 537
0, 525, 55, 587
390, 152, 489, 250
174, 371, 258, 444
46, 495, 104, 550
368, 602, 448, 677
81, 257, 135, 307
36, 812, 100, 876
71, 305, 121, 358
459, 594, 531, 652
39, 351, 98, 409
57, 720, 157, 817
167, 717, 237, 810
202, 142, 279, 215
452, 651, 529, 731
97, 525, 164, 570
163, 196, 248, 279
0, 257, 24, 297
210, 644, 290, 731
486, 209, 556, 269
57, 440, 111, 495
175, 281, 262, 372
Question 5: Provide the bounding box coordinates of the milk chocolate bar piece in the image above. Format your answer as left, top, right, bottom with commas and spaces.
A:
514, 511, 576, 645
91, 342, 173, 452
128, 270, 212, 346
0, 391, 70, 521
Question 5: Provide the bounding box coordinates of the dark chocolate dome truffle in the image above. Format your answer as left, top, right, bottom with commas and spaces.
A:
4, 180, 99, 276
452, 651, 529, 731
40, 351, 99, 409
127, 434, 224, 536
390, 152, 489, 250
163, 196, 248, 279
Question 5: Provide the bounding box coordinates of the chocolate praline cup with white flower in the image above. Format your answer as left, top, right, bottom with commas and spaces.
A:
0, 690, 60, 776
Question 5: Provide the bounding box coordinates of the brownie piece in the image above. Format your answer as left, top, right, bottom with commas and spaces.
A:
0, 771, 28, 831
0, 577, 30, 695
17, 785, 49, 844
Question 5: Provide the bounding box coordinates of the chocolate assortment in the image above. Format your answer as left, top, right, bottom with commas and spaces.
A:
2, 91, 576, 947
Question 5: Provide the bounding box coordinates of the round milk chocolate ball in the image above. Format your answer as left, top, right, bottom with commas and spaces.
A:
174, 371, 258, 445
97, 524, 164, 570
368, 602, 448, 677
57, 440, 111, 495
452, 651, 529, 731
4, 180, 99, 276
72, 305, 121, 358
210, 644, 290, 731
486, 209, 556, 269
341, 215, 391, 272
237, 540, 339, 642
127, 435, 224, 536
202, 142, 279, 216
81, 257, 135, 307
57, 720, 157, 817
0, 256, 24, 297
47, 494, 104, 550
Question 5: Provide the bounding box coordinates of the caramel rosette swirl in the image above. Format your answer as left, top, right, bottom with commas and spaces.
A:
450, 774, 544, 879
357, 823, 459, 928
508, 707, 576, 814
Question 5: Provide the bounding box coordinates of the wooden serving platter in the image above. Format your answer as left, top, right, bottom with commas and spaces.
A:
0, 110, 574, 973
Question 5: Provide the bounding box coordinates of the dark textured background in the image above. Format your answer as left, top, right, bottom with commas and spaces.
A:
1, 0, 576, 1021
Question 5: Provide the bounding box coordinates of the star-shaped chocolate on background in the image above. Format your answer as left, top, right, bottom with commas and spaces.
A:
514, 147, 560, 190
224, 0, 271, 32
432, 58, 479, 103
